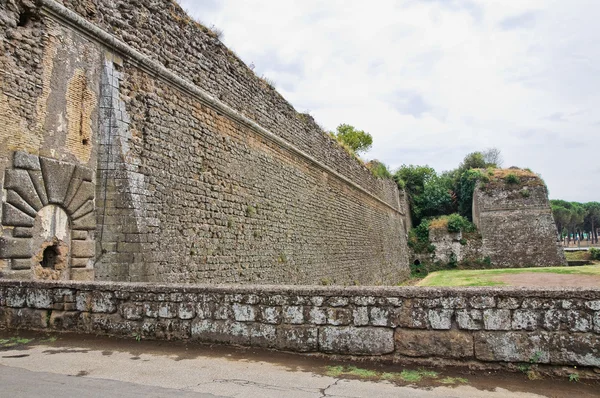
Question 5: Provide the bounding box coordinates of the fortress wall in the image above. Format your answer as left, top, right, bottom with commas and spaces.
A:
473, 172, 566, 268
1, 280, 599, 374
57, 0, 399, 208
0, 0, 409, 284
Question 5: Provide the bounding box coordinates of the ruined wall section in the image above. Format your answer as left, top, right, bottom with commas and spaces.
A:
473, 171, 566, 268
57, 0, 399, 208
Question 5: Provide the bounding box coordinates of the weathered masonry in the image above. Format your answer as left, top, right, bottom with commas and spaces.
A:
473, 171, 566, 268
1, 280, 598, 375
0, 0, 410, 284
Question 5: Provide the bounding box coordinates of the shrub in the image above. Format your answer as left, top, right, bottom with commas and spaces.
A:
408, 220, 435, 254
590, 248, 600, 260
504, 173, 520, 184
446, 213, 476, 233
368, 161, 392, 179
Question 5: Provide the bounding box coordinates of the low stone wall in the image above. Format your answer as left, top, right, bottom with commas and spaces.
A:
0, 280, 598, 373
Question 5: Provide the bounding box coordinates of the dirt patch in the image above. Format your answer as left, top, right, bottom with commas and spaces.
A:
493, 273, 600, 288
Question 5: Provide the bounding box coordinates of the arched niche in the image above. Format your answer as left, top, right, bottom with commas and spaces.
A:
31, 205, 71, 280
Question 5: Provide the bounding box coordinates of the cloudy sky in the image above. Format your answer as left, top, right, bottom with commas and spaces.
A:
179, 0, 600, 202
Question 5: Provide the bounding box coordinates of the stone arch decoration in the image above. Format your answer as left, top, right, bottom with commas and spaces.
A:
0, 151, 95, 280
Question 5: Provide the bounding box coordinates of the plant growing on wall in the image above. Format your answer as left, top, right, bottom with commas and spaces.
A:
330, 124, 373, 154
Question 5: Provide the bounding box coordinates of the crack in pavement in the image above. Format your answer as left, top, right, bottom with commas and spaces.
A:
182, 378, 327, 396
319, 379, 341, 397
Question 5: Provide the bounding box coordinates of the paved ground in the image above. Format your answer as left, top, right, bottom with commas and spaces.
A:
0, 332, 598, 398
493, 273, 600, 287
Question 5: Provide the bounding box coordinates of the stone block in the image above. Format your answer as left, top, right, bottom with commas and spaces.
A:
14, 151, 41, 170
283, 306, 304, 324
566, 310, 592, 332
456, 310, 482, 330
196, 301, 214, 319
428, 309, 453, 330
121, 303, 144, 321
549, 333, 600, 367
27, 170, 48, 206
310, 296, 325, 306
474, 331, 550, 363
353, 296, 376, 306
585, 301, 600, 311
261, 295, 288, 306
76, 292, 92, 312
191, 319, 250, 345
13, 228, 33, 238
439, 296, 467, 309
482, 309, 511, 331
71, 230, 88, 240
497, 297, 521, 309
91, 291, 116, 313
326, 308, 351, 326
158, 302, 178, 318
470, 296, 496, 309
328, 297, 349, 307
395, 305, 428, 329
319, 326, 394, 355
4, 169, 43, 210
232, 303, 256, 322
594, 312, 600, 333
144, 302, 158, 318
49, 311, 82, 330
11, 259, 32, 270
6, 190, 37, 217
276, 325, 318, 352
70, 268, 94, 281
178, 302, 196, 320
72, 212, 96, 230
155, 319, 191, 340
249, 323, 277, 348
26, 289, 53, 309
0, 236, 33, 258
213, 305, 232, 320
71, 200, 94, 220
522, 299, 556, 310
3, 308, 49, 329
71, 240, 95, 258
512, 310, 538, 331
308, 307, 327, 325
395, 329, 473, 359
260, 306, 281, 324
352, 306, 369, 326
2, 202, 35, 228
71, 258, 91, 268
40, 157, 76, 205
6, 287, 26, 307
370, 307, 391, 327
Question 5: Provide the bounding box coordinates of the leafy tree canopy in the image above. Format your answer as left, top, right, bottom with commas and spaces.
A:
331, 124, 373, 154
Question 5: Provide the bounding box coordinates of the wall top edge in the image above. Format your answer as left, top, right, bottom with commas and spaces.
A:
1, 280, 599, 299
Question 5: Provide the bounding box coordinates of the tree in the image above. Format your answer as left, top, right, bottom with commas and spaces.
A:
394, 165, 437, 225
482, 148, 503, 168
331, 124, 373, 154
584, 202, 600, 243
458, 152, 487, 173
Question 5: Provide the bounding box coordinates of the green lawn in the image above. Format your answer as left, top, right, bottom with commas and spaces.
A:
417, 265, 600, 287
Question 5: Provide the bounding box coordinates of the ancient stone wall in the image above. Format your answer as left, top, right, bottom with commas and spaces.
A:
1, 280, 599, 374
473, 170, 566, 268
0, 0, 409, 284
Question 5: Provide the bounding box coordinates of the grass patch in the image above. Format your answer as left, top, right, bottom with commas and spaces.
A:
418, 265, 600, 287
0, 337, 34, 348
325, 366, 440, 383
439, 376, 468, 385
325, 366, 378, 378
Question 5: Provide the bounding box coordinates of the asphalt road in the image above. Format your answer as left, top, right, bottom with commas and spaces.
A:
0, 332, 597, 398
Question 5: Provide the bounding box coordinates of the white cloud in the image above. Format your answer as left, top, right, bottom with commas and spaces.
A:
179, 0, 600, 202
